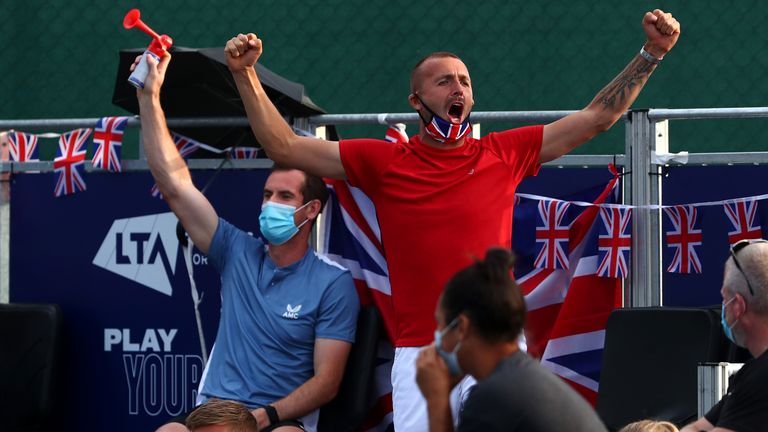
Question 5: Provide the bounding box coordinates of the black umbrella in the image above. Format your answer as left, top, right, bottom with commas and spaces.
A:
112, 46, 332, 151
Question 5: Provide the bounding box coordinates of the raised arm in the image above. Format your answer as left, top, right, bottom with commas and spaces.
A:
225, 34, 347, 180
251, 338, 352, 428
539, 9, 681, 164
136, 53, 219, 253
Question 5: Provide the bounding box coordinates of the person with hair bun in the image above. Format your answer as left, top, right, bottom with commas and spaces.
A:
416, 248, 607, 431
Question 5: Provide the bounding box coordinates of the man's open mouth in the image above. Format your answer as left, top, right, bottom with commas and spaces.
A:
448, 103, 464, 123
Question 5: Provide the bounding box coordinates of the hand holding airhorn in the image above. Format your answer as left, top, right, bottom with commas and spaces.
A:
123, 9, 173, 89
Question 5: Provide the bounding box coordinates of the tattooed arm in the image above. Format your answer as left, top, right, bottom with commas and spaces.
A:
539, 9, 680, 164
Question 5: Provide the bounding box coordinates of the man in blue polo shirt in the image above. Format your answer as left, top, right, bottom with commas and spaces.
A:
133, 51, 359, 432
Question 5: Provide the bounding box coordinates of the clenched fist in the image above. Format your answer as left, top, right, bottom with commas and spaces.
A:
225, 33, 263, 73
643, 9, 681, 58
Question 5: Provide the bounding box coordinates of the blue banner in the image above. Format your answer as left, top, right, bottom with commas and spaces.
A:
8, 164, 763, 428
10, 170, 267, 431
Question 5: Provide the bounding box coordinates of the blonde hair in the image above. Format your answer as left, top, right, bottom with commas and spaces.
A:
618, 420, 679, 432
185, 399, 259, 432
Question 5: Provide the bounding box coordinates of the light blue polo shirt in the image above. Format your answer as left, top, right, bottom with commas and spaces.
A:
198, 218, 359, 408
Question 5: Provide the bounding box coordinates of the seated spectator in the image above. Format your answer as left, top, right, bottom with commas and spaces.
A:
620, 420, 679, 432
415, 247, 607, 431
186, 399, 259, 432
682, 239, 768, 432
133, 52, 360, 432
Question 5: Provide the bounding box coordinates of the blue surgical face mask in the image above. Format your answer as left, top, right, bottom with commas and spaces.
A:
434, 317, 463, 376
415, 94, 472, 144
721, 296, 740, 345
258, 201, 311, 245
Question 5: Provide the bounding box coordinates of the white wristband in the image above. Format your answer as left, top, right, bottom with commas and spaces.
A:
639, 47, 662, 64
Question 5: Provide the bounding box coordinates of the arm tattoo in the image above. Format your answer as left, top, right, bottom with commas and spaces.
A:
596, 56, 655, 110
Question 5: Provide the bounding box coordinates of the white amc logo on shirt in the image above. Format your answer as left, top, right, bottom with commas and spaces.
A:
282, 304, 302, 319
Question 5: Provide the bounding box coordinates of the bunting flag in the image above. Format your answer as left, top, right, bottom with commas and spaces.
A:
384, 123, 408, 144
54, 128, 91, 197
519, 165, 622, 406
664, 205, 703, 274
150, 132, 202, 198
723, 199, 762, 246
534, 199, 572, 270
230, 147, 259, 159
171, 132, 203, 158
8, 131, 39, 162
597, 207, 632, 278
91, 116, 129, 172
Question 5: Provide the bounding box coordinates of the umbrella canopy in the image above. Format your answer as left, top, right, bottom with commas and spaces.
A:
113, 46, 329, 150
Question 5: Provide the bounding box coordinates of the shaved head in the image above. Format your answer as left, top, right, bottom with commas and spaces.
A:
410, 51, 462, 93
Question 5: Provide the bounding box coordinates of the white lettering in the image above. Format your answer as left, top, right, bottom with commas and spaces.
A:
192, 253, 208, 266
158, 329, 178, 352
105, 328, 122, 351
123, 329, 141, 352
105, 328, 178, 352
141, 330, 161, 352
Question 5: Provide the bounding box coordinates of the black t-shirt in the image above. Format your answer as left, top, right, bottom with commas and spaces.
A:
704, 349, 768, 432
458, 351, 607, 432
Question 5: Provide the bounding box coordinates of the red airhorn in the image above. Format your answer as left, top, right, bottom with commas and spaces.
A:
123, 9, 173, 89
123, 9, 161, 40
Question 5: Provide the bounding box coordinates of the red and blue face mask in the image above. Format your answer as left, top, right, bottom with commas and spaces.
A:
415, 95, 472, 144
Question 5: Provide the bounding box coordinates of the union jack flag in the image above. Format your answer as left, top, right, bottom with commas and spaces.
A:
518, 166, 622, 405
384, 124, 408, 144
534, 200, 572, 270
8, 131, 39, 161
723, 200, 762, 246
426, 117, 471, 142
54, 128, 91, 197
319, 179, 395, 432
91, 116, 129, 172
664, 205, 703, 274
597, 207, 632, 278
171, 132, 202, 158
151, 132, 201, 198
230, 147, 259, 159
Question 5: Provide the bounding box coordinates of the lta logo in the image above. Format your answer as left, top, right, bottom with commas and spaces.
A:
92, 212, 179, 296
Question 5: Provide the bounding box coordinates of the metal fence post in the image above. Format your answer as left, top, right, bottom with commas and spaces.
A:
0, 133, 9, 303
625, 110, 665, 307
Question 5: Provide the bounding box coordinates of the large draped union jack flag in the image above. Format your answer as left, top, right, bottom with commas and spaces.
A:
319, 180, 395, 431
518, 165, 622, 405
8, 132, 39, 162
723, 199, 762, 246
91, 116, 129, 172
664, 205, 703, 274
54, 128, 91, 197
597, 207, 632, 278
534, 199, 572, 270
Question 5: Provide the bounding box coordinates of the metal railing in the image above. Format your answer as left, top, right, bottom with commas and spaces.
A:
2, 107, 768, 306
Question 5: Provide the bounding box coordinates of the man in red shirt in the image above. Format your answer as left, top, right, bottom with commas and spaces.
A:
225, 9, 680, 430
